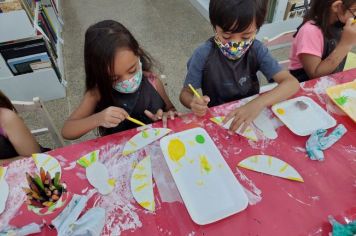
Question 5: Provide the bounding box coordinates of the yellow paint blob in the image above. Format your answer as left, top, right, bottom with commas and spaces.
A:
131, 161, 138, 169
250, 156, 259, 163
140, 201, 153, 209
42, 156, 52, 166
287, 176, 304, 182
135, 182, 148, 192
133, 174, 147, 180
107, 178, 116, 186
0, 167, 4, 180
196, 180, 204, 186
200, 155, 212, 174
276, 108, 286, 115
168, 139, 186, 162
268, 156, 272, 167
188, 140, 196, 147
279, 163, 289, 173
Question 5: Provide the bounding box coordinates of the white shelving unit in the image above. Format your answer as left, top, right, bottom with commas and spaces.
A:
189, 0, 303, 40
0, 0, 66, 102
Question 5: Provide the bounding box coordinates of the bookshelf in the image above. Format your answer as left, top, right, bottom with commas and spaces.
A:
0, 0, 65, 102
189, 0, 308, 40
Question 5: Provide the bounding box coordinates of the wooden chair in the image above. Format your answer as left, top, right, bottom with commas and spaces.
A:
11, 97, 65, 148
262, 30, 297, 70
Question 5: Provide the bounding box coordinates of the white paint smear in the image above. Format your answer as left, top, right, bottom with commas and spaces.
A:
92, 144, 143, 235
0, 158, 36, 231
63, 161, 77, 170
149, 142, 182, 203
235, 168, 262, 205
300, 76, 337, 104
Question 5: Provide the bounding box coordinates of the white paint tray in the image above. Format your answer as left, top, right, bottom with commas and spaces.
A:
160, 128, 248, 225
272, 96, 336, 136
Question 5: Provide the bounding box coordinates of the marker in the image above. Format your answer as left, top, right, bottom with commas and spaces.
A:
127, 116, 146, 126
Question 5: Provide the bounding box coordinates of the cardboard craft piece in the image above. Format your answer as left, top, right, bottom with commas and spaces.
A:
32, 153, 61, 177
130, 156, 155, 212
77, 150, 115, 195
122, 128, 172, 156
253, 111, 278, 139
210, 116, 258, 141
238, 155, 304, 182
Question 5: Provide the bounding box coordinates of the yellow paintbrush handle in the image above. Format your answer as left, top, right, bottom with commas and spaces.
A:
127, 116, 146, 126
188, 84, 201, 98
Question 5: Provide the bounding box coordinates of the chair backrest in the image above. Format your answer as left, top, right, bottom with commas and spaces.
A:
263, 30, 296, 50
11, 97, 65, 148
262, 30, 297, 70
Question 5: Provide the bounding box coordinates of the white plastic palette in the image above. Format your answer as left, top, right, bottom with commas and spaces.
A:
160, 128, 248, 225
272, 96, 336, 136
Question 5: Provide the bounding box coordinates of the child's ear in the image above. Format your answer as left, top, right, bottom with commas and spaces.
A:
331, 0, 344, 14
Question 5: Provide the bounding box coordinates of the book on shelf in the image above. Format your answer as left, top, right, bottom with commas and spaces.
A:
0, 36, 61, 80
7, 52, 49, 74
283, 0, 310, 21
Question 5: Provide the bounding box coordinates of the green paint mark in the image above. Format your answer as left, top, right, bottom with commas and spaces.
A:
142, 130, 149, 138
195, 135, 205, 144
335, 96, 348, 106
154, 129, 161, 136
90, 151, 97, 163
77, 156, 91, 168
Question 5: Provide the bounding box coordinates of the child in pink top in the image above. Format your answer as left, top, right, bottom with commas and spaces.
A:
289, 0, 356, 82
0, 90, 41, 160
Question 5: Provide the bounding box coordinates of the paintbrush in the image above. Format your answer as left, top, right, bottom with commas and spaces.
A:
127, 116, 146, 126
188, 84, 201, 98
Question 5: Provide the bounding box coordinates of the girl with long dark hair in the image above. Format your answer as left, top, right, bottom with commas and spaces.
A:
289, 0, 356, 82
62, 20, 176, 139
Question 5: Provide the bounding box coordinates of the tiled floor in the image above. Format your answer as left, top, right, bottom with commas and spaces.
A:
24, 0, 292, 149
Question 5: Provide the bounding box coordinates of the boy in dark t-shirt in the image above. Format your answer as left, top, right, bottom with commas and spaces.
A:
180, 0, 299, 133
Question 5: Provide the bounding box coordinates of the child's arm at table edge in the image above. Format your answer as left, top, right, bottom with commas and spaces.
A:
61, 89, 102, 140
255, 70, 300, 108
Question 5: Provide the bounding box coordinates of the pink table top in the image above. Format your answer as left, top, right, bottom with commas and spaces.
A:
1, 69, 356, 236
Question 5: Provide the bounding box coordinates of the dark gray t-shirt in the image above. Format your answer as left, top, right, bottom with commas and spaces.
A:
184, 39, 282, 89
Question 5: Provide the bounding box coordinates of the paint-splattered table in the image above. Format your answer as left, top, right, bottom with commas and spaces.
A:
1, 69, 356, 236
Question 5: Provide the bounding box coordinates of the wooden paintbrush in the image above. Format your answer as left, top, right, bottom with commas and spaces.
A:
127, 116, 146, 126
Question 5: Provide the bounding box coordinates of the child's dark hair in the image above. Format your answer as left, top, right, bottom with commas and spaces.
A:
303, 0, 356, 37
0, 90, 16, 112
209, 0, 268, 33
84, 20, 154, 113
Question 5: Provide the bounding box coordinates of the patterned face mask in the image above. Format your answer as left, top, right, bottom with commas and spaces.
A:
214, 35, 255, 60
113, 61, 143, 93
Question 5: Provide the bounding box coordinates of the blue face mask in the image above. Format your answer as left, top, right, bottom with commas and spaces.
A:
113, 61, 143, 93
214, 35, 255, 60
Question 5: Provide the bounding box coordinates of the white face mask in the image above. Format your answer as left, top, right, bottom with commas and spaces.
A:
113, 61, 142, 93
